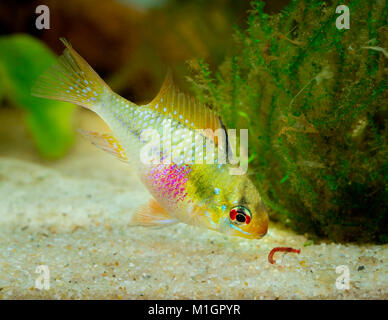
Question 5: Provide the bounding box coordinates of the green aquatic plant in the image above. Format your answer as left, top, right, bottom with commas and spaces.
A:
188, 0, 387, 243
0, 34, 75, 158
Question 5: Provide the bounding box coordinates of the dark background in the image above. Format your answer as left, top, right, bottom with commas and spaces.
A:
0, 0, 290, 103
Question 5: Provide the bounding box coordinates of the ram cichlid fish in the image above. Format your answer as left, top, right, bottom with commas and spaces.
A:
31, 39, 268, 239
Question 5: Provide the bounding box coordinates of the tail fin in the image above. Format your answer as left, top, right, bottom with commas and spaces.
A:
31, 38, 110, 111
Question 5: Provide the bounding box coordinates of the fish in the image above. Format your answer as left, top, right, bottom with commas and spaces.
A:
31, 39, 268, 239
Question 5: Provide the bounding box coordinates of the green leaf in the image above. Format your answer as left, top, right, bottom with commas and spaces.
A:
0, 34, 75, 158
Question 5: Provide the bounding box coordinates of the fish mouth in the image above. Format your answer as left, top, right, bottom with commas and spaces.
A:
257, 232, 267, 238
257, 219, 269, 238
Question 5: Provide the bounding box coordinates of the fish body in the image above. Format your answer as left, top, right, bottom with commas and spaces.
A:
32, 39, 268, 239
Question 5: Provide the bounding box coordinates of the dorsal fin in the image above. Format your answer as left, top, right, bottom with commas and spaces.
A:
147, 70, 222, 134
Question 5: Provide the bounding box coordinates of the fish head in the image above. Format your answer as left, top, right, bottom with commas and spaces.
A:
217, 176, 269, 240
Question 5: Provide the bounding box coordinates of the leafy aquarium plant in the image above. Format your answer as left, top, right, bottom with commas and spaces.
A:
0, 34, 75, 158
188, 0, 387, 243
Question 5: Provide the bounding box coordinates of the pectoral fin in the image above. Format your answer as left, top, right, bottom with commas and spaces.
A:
130, 199, 178, 227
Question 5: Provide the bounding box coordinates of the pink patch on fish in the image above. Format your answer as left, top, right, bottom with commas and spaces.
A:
148, 164, 192, 202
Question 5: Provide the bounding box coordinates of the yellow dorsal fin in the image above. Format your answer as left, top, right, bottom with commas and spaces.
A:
78, 129, 128, 161
147, 70, 222, 134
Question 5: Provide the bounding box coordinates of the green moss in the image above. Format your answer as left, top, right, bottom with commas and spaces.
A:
188, 0, 388, 243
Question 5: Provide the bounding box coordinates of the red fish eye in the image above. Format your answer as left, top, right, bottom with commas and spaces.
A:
229, 206, 252, 225
236, 212, 247, 223
229, 209, 238, 221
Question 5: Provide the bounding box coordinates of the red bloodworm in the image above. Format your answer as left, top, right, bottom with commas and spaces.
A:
268, 247, 301, 264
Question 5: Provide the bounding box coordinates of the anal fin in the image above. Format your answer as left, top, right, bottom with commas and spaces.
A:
130, 199, 177, 227
78, 129, 128, 161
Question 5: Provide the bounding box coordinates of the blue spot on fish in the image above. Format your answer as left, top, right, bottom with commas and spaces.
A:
230, 223, 251, 236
